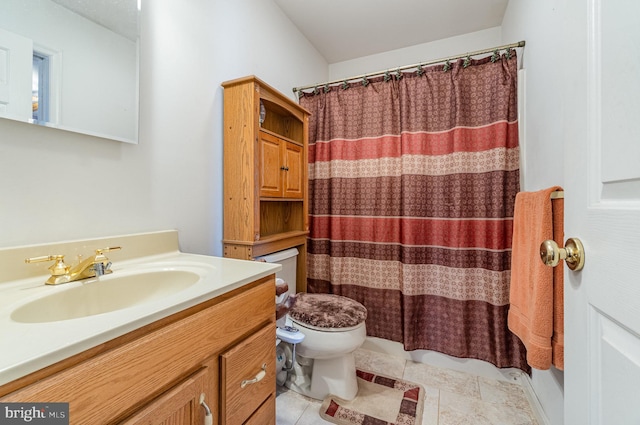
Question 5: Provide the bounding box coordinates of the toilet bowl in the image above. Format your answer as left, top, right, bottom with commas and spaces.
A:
283, 293, 367, 401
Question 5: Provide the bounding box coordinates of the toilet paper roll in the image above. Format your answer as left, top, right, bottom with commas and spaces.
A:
276, 278, 289, 296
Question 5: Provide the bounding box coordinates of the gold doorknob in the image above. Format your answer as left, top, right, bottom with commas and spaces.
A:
540, 238, 585, 271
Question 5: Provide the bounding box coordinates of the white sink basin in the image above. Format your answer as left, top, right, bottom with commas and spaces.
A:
11, 270, 201, 323
0, 242, 281, 387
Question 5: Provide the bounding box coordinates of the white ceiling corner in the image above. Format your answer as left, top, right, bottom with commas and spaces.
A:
273, 0, 509, 63
49, 0, 138, 41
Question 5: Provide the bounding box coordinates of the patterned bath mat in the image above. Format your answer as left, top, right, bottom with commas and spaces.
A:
319, 369, 424, 425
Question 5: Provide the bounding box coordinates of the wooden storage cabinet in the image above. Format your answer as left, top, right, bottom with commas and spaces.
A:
259, 132, 303, 199
0, 276, 276, 425
222, 76, 310, 293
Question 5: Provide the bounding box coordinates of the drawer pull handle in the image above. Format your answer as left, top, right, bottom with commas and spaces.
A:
241, 363, 267, 388
199, 393, 213, 425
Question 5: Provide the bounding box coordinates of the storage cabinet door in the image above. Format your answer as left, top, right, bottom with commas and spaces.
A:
220, 324, 275, 425
283, 141, 303, 199
121, 367, 211, 425
259, 132, 283, 197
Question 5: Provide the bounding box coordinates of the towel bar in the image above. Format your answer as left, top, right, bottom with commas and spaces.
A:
550, 190, 564, 199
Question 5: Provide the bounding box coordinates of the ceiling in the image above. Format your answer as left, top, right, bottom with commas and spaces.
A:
50, 0, 138, 41
46, 0, 508, 63
273, 0, 509, 63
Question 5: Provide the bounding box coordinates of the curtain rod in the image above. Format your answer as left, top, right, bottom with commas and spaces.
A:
292, 40, 525, 94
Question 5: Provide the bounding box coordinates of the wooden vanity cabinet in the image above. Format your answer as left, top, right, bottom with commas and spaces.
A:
222, 76, 310, 293
0, 276, 276, 425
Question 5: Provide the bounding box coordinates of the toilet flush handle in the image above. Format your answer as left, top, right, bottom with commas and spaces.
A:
241, 363, 267, 388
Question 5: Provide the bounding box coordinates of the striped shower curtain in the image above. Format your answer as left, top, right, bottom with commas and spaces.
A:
300, 53, 528, 371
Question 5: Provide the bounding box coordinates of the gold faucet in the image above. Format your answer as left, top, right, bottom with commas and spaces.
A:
25, 247, 122, 285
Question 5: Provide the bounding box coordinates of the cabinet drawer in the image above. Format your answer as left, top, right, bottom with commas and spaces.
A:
245, 394, 275, 425
220, 324, 275, 425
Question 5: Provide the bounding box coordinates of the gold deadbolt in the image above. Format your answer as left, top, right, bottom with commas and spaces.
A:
540, 238, 585, 271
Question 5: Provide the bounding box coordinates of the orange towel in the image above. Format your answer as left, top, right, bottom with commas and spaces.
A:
550, 194, 564, 370
508, 187, 564, 370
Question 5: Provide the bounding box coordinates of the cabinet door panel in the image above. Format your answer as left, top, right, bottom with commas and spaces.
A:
283, 142, 303, 198
121, 367, 208, 425
260, 132, 283, 197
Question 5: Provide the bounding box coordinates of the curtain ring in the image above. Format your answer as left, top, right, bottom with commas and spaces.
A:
341, 81, 349, 90
384, 70, 391, 82
443, 60, 452, 72
416, 64, 424, 76
323, 84, 330, 93
395, 68, 403, 80
463, 55, 471, 68
491, 49, 500, 63
362, 76, 369, 87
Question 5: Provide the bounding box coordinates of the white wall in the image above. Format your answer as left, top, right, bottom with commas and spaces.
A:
328, 27, 501, 80
502, 2, 565, 425
0, 0, 327, 255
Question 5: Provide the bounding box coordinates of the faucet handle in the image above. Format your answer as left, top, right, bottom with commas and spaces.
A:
25, 255, 70, 276
92, 247, 120, 277
95, 246, 121, 258
96, 246, 121, 253
96, 246, 122, 256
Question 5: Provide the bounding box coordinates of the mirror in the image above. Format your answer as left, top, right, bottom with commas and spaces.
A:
0, 0, 139, 143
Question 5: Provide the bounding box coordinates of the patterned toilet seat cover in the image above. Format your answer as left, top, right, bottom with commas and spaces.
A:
289, 293, 367, 329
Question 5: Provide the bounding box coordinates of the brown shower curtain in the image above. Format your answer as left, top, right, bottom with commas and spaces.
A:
300, 52, 528, 371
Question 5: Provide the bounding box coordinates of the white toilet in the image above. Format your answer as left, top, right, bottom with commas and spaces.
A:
283, 292, 367, 401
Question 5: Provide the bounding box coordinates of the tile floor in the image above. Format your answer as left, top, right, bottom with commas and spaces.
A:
275, 348, 539, 425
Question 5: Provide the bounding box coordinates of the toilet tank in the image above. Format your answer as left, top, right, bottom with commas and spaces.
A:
255, 248, 298, 298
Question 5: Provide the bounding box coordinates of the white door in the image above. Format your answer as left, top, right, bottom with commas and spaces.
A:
0, 28, 32, 120
564, 0, 640, 424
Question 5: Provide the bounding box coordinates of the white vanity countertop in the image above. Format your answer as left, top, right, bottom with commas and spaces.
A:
0, 251, 280, 387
